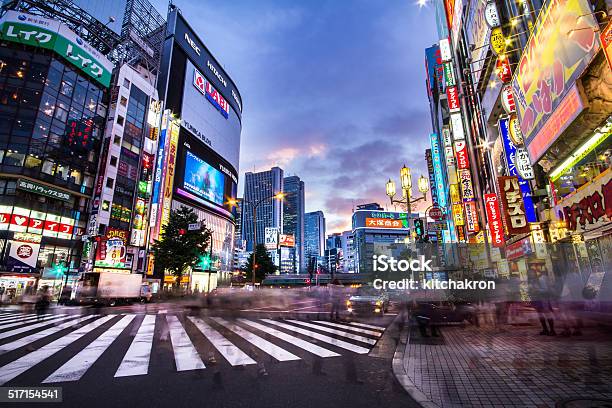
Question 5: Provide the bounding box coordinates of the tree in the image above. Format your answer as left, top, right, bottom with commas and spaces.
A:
151, 207, 212, 290
242, 244, 276, 282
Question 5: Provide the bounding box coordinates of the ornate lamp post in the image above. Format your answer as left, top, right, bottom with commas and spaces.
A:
386, 164, 429, 212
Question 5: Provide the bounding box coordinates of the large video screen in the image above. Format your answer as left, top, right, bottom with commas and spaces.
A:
183, 150, 225, 206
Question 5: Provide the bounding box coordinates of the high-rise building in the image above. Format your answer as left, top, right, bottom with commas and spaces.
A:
325, 231, 355, 273
152, 5, 243, 292
282, 175, 304, 273
242, 167, 284, 251
304, 211, 325, 270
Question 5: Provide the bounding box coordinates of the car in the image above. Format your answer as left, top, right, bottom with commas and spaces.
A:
346, 286, 390, 316
412, 301, 476, 324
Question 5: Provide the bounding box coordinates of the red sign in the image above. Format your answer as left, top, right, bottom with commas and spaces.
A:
496, 58, 511, 83
428, 207, 444, 220
454, 140, 470, 170
498, 176, 530, 235
484, 193, 505, 247
193, 68, 229, 118
501, 85, 516, 113
279, 234, 295, 247
365, 218, 406, 229
602, 20, 612, 73
446, 86, 460, 112
464, 201, 479, 233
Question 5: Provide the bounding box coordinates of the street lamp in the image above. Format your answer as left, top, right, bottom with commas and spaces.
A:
228, 192, 286, 287
386, 164, 429, 212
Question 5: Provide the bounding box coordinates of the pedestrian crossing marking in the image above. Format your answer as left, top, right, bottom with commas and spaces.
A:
0, 313, 47, 324
43, 315, 136, 383
346, 321, 386, 331
0, 315, 114, 385
115, 315, 156, 378
211, 317, 300, 362
286, 320, 377, 345
0, 312, 389, 384
261, 319, 371, 354
312, 320, 384, 337
0, 315, 94, 356
188, 317, 256, 366
166, 315, 205, 371
0, 315, 70, 340
238, 319, 341, 358
0, 314, 65, 332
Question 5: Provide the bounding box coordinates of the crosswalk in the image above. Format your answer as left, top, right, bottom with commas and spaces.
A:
0, 311, 387, 385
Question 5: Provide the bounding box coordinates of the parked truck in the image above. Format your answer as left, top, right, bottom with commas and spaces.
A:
75, 272, 151, 306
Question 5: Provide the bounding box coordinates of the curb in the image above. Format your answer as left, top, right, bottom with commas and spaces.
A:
391, 312, 440, 408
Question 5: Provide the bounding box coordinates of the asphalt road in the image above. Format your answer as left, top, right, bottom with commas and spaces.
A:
0, 296, 419, 408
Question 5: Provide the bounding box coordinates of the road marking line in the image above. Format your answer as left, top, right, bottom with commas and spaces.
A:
166, 315, 205, 371
43, 315, 136, 383
261, 319, 370, 354
188, 317, 256, 366
210, 317, 300, 362
347, 321, 387, 330
286, 320, 377, 345
238, 319, 340, 358
312, 321, 383, 337
0, 314, 64, 331
0, 315, 114, 385
115, 315, 156, 377
0, 315, 95, 355
0, 314, 44, 324
0, 315, 69, 340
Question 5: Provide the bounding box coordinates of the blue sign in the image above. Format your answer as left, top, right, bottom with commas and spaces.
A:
499, 118, 537, 222
430, 133, 447, 209
426, 149, 439, 207
434, 0, 450, 40
425, 46, 444, 94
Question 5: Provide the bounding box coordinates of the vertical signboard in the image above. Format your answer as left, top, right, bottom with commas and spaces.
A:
497, 176, 530, 235
430, 133, 447, 209
464, 201, 479, 233
426, 149, 439, 208
498, 118, 537, 222
484, 193, 505, 247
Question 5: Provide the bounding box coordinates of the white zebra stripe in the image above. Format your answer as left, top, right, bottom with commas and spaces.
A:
43, 315, 136, 383
261, 319, 370, 354
0, 315, 95, 355
188, 317, 256, 366
347, 321, 386, 331
238, 319, 340, 358
286, 320, 377, 345
0, 314, 65, 331
312, 320, 383, 337
0, 315, 114, 385
0, 314, 43, 324
210, 317, 300, 362
115, 315, 156, 377
0, 315, 70, 340
166, 315, 205, 372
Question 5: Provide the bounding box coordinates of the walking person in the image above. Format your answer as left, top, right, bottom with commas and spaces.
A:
34, 285, 50, 321
329, 279, 343, 320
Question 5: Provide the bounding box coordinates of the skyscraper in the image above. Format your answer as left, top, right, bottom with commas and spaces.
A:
304, 211, 326, 270
283, 176, 305, 273
242, 167, 284, 251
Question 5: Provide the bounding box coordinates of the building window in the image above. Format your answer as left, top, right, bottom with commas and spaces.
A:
117, 115, 124, 126
120, 96, 128, 107
123, 78, 130, 89
4, 151, 25, 166
114, 135, 121, 145
106, 177, 114, 188
110, 156, 118, 167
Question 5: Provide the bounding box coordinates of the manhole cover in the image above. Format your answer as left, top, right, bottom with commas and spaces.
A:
557, 398, 612, 408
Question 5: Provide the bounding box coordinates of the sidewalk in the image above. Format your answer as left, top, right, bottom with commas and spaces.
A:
393, 320, 612, 407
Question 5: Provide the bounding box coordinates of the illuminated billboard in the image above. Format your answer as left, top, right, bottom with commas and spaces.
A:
183, 150, 225, 206
352, 210, 409, 230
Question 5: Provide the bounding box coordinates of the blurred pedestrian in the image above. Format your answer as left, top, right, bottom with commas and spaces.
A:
529, 269, 556, 335
35, 285, 50, 321
329, 279, 343, 320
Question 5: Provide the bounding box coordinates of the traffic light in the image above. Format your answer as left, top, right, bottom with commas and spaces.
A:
414, 218, 424, 238
197, 253, 211, 270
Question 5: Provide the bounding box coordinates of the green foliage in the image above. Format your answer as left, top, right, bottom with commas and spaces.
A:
151, 207, 212, 285
242, 244, 276, 282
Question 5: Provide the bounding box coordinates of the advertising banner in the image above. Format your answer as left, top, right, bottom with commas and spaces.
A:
0, 11, 112, 87
498, 118, 537, 222
353, 211, 409, 229
446, 86, 460, 111
95, 228, 129, 269
425, 45, 445, 94
430, 133, 447, 208
16, 179, 71, 202
453, 203, 465, 226
0, 206, 82, 239
426, 149, 439, 207
159, 119, 180, 235
458, 169, 475, 200
7, 239, 40, 272
279, 234, 295, 247
464, 201, 479, 233
450, 112, 465, 140
265, 227, 279, 250
512, 0, 599, 147
498, 176, 530, 235
455, 140, 470, 170
466, 0, 491, 84
484, 193, 505, 247
603, 20, 612, 72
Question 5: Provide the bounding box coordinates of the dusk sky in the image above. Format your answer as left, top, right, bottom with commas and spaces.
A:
151, 0, 438, 232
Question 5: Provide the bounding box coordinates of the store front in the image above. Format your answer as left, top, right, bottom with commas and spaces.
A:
0, 273, 37, 302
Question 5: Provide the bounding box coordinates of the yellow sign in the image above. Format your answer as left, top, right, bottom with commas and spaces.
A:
490, 27, 506, 55
453, 203, 465, 226
450, 184, 461, 204
159, 119, 180, 235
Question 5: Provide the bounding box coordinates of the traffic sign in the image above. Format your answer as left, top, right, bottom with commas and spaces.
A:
188, 223, 201, 231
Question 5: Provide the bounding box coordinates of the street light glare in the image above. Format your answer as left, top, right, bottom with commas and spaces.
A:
416, 0, 428, 8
